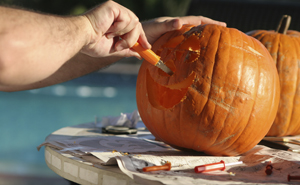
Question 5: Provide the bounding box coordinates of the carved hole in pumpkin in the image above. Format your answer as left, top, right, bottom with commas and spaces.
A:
179, 34, 201, 51
185, 51, 199, 63
146, 69, 196, 109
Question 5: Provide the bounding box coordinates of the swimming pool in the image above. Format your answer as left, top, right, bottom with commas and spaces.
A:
0, 71, 139, 177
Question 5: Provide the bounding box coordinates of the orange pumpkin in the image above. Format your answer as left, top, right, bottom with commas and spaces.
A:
248, 15, 300, 136
136, 24, 280, 156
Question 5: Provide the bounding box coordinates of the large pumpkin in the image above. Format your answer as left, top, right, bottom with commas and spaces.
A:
248, 15, 300, 136
136, 24, 280, 156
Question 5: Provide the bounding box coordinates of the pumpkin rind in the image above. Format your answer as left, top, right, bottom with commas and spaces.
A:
136, 24, 280, 156
248, 16, 300, 136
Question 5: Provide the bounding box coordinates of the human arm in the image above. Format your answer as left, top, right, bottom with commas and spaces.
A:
0, 6, 90, 88
0, 52, 120, 92
0, 1, 150, 91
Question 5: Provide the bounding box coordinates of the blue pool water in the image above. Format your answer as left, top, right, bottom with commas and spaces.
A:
0, 72, 139, 176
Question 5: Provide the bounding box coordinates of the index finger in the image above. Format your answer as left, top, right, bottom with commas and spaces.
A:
180, 16, 226, 27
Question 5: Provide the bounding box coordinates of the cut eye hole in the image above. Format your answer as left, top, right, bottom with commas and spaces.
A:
146, 69, 196, 109
179, 34, 201, 51
185, 52, 199, 63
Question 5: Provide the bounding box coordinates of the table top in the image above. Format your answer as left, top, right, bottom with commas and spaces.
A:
44, 122, 147, 185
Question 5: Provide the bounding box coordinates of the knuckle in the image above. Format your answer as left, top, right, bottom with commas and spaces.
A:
137, 22, 142, 29
134, 17, 139, 23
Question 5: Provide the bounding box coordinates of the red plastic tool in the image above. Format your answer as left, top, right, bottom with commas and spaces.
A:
194, 160, 243, 173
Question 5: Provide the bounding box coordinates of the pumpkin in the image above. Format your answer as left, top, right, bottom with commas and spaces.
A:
247, 15, 300, 136
136, 24, 280, 156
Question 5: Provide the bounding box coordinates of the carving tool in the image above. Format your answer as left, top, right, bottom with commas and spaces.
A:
132, 42, 173, 75
261, 138, 300, 152
143, 162, 171, 172
194, 160, 243, 173
259, 139, 290, 150
288, 174, 300, 181
265, 161, 273, 175
263, 137, 300, 146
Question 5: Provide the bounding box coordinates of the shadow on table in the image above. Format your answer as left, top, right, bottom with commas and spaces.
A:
0, 173, 74, 185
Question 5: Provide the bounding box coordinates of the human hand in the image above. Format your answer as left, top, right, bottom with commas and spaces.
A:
142, 16, 226, 44
81, 0, 151, 59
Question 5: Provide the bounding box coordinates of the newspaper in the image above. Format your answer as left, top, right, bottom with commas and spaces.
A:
38, 133, 300, 184
114, 145, 300, 185
38, 133, 175, 165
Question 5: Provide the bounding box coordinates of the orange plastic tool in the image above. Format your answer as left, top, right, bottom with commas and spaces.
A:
142, 162, 171, 172
132, 42, 173, 75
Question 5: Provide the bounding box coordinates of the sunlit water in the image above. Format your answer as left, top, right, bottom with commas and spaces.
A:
0, 72, 138, 176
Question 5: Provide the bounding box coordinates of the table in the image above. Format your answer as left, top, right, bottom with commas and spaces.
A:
43, 122, 145, 185
42, 122, 300, 185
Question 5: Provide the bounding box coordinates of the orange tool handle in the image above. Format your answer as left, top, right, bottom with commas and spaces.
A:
132, 42, 160, 66
143, 162, 171, 172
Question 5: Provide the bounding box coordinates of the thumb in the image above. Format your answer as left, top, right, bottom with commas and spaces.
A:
143, 18, 183, 44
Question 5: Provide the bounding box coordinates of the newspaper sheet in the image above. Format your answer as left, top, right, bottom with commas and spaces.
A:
38, 134, 175, 165
115, 145, 300, 184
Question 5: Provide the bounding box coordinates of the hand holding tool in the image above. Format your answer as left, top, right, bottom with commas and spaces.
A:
132, 42, 173, 75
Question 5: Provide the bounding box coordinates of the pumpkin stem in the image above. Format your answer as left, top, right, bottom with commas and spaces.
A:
276, 15, 291, 34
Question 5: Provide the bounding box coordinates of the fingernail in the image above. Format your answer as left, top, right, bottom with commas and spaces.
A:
172, 19, 181, 29
143, 43, 152, 49
106, 33, 114, 39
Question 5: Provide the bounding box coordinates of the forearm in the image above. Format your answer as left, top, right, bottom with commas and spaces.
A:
0, 52, 121, 92
0, 6, 91, 86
